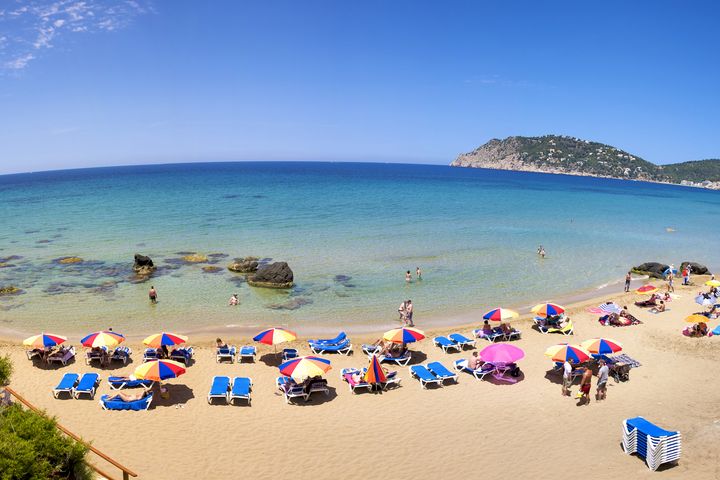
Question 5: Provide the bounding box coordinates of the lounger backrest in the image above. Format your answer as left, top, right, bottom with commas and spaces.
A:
434, 336, 452, 345
211, 376, 230, 392
57, 373, 79, 389
411, 365, 437, 380
76, 373, 98, 390
232, 377, 251, 394
449, 333, 471, 343
427, 362, 453, 376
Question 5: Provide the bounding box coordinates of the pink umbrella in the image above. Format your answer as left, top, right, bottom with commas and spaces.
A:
479, 343, 525, 364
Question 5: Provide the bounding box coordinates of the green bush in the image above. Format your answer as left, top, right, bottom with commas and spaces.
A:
0, 404, 91, 480
0, 354, 12, 385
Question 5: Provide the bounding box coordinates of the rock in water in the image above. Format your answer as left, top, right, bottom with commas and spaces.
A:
248, 262, 294, 288
631, 262, 670, 279
228, 257, 260, 273
133, 253, 156, 277
0, 285, 23, 296
182, 253, 208, 263
680, 262, 710, 275
56, 256, 83, 264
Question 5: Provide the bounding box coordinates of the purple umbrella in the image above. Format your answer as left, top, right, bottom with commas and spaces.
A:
479, 344, 525, 364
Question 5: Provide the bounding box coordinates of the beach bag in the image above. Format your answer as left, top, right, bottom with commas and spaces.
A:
510, 365, 521, 377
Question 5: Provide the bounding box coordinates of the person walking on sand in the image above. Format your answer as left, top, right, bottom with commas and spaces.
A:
682, 266, 689, 285
596, 360, 609, 401
405, 270, 412, 283
416, 266, 422, 281
405, 300, 414, 326
579, 367, 592, 405
562, 360, 573, 397
667, 272, 675, 293
624, 272, 632, 292
148, 286, 157, 304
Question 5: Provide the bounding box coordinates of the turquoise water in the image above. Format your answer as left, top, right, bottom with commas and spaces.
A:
1, 162, 718, 336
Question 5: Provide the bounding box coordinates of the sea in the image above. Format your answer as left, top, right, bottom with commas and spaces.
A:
1, 161, 719, 337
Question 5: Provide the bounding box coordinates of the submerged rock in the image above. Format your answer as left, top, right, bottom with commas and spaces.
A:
228, 257, 260, 273
55, 256, 83, 265
266, 297, 312, 310
133, 253, 156, 277
183, 253, 208, 263
202, 266, 223, 274
631, 262, 669, 279
0, 286, 23, 296
248, 262, 293, 289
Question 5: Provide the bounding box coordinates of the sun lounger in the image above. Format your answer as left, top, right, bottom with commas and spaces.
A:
110, 346, 132, 364
310, 339, 352, 355
379, 350, 412, 367
72, 373, 100, 399
542, 319, 574, 335
143, 348, 159, 362
306, 380, 330, 397
433, 336, 461, 353
427, 361, 459, 384
208, 376, 231, 404
282, 348, 298, 361
26, 348, 43, 361
230, 377, 252, 405
238, 346, 257, 363
169, 347, 193, 365
53, 373, 79, 398
448, 333, 476, 349
108, 376, 154, 391
622, 416, 682, 471
473, 328, 505, 342
47, 346, 76, 366
341, 368, 373, 394
277, 376, 309, 403
309, 332, 347, 346
409, 365, 443, 389
382, 370, 402, 389
361, 344, 381, 356
99, 392, 153, 411
216, 346, 236, 363
504, 329, 522, 341
453, 359, 495, 380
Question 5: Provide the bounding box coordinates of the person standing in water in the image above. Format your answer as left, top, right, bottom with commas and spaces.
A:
405, 300, 414, 326
416, 267, 422, 281
148, 286, 157, 304
398, 300, 407, 322
537, 245, 546, 258
405, 270, 412, 283
228, 294, 239, 306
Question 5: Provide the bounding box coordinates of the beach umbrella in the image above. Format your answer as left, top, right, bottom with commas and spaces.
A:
598, 302, 622, 315
580, 338, 623, 355
663, 267, 678, 276
482, 308, 519, 322
479, 343, 525, 364
22, 333, 67, 348
685, 314, 710, 323
695, 295, 714, 307
383, 327, 426, 344
635, 285, 658, 295
143, 332, 188, 348
134, 359, 186, 381
80, 330, 125, 348
705, 280, 720, 287
544, 343, 591, 363
253, 327, 297, 345
364, 354, 387, 384
279, 355, 332, 381
531, 303, 565, 318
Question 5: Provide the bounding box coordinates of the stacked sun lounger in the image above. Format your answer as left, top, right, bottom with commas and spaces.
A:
309, 332, 352, 355
622, 416, 681, 471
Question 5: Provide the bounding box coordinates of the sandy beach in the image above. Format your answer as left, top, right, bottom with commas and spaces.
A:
3, 277, 720, 480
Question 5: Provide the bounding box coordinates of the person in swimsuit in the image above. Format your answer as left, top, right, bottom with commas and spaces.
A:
405, 300, 414, 326
624, 272, 631, 292
148, 286, 157, 304
228, 294, 239, 306
405, 270, 412, 283
596, 360, 609, 401
416, 267, 422, 280
579, 367, 592, 405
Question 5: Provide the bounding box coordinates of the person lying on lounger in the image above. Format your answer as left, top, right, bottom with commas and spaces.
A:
107, 390, 150, 402
302, 376, 328, 394
500, 322, 518, 335
468, 352, 483, 370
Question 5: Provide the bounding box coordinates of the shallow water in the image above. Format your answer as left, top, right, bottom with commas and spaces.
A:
0, 162, 718, 335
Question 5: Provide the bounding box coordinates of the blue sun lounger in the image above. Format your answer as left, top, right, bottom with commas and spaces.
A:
409, 365, 443, 389
238, 346, 257, 362
230, 377, 252, 405
310, 339, 352, 355
453, 359, 495, 380
622, 416, 682, 471
309, 332, 347, 346
282, 348, 298, 361
427, 361, 459, 384
53, 373, 79, 398
216, 346, 236, 363
449, 333, 476, 349
207, 376, 231, 404
99, 392, 153, 411
108, 376, 154, 391
170, 347, 193, 365
433, 336, 461, 353
110, 346, 132, 364
72, 373, 100, 399
143, 348, 159, 362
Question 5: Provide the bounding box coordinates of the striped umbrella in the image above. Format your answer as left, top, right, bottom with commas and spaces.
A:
23, 333, 67, 348
531, 303, 565, 318
80, 331, 125, 348
635, 285, 658, 295
253, 327, 297, 345
483, 308, 519, 322
685, 314, 710, 323
580, 338, 623, 355
544, 343, 591, 363
279, 355, 332, 381
134, 359, 186, 381
695, 295, 714, 307
143, 332, 188, 348
598, 302, 622, 315
364, 354, 387, 384
383, 327, 426, 344
705, 280, 720, 287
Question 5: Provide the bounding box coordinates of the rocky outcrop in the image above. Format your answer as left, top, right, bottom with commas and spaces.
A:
248, 262, 293, 288
133, 254, 156, 277
228, 257, 259, 273
0, 285, 23, 296
631, 262, 670, 279
680, 262, 710, 275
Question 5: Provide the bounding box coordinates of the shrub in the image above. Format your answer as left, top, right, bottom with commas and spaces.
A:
0, 354, 12, 385
0, 404, 91, 479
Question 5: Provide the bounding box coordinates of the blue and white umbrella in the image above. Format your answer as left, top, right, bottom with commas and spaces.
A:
663, 266, 678, 276
695, 295, 714, 307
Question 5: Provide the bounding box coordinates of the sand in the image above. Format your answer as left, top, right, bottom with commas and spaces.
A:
3, 278, 720, 480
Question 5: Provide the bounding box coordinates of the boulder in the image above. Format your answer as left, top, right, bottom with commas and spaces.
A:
680, 262, 710, 275
228, 257, 260, 273
248, 262, 294, 288
631, 262, 670, 279
133, 254, 156, 276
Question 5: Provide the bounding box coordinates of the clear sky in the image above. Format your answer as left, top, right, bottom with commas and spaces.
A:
0, 0, 718, 174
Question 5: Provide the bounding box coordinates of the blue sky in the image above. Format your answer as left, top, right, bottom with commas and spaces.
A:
0, 0, 718, 174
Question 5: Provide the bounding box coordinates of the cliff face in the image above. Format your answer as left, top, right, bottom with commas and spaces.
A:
451, 135, 720, 188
